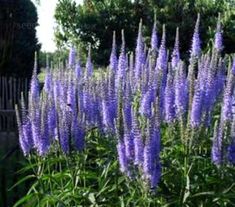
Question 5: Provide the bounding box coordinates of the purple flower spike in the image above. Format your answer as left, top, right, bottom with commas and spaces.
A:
86, 44, 93, 78
156, 24, 167, 71
109, 31, 118, 72
175, 62, 188, 118
214, 13, 223, 52
117, 140, 128, 173
132, 113, 144, 165
68, 47, 76, 68
151, 14, 158, 52
171, 27, 180, 68
191, 82, 203, 128
150, 164, 161, 189
191, 14, 201, 58
117, 30, 127, 85
228, 144, 235, 164
124, 131, 134, 160
135, 19, 145, 79
30, 53, 40, 101
212, 121, 223, 166
164, 72, 176, 123
59, 111, 70, 154
38, 104, 50, 156
72, 116, 85, 151
75, 58, 82, 79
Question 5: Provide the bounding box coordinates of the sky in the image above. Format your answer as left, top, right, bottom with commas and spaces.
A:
35, 0, 82, 52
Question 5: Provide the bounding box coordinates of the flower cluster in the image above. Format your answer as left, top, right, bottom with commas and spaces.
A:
17, 14, 235, 190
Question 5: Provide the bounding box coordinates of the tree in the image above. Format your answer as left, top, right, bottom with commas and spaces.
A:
55, 0, 235, 66
0, 0, 39, 77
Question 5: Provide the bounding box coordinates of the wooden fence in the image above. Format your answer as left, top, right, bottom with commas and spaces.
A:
0, 76, 29, 207
0, 76, 29, 131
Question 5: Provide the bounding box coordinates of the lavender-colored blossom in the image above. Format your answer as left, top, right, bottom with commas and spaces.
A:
221, 61, 235, 123
150, 164, 161, 189
171, 27, 180, 68
117, 140, 128, 173
175, 62, 188, 118
140, 89, 154, 118
132, 113, 144, 165
109, 31, 118, 72
164, 72, 176, 123
75, 59, 82, 79
117, 30, 127, 85
156, 25, 167, 71
214, 14, 223, 52
102, 99, 113, 130
31, 110, 41, 148
16, 106, 32, 156
67, 81, 76, 112
191, 82, 203, 127
124, 131, 134, 160
44, 69, 52, 94
151, 17, 158, 52
211, 121, 223, 166
38, 104, 50, 156
68, 47, 76, 68
30, 55, 40, 101
86, 44, 93, 78
135, 20, 145, 79
59, 111, 70, 154
47, 102, 57, 138
72, 116, 85, 151
191, 14, 201, 57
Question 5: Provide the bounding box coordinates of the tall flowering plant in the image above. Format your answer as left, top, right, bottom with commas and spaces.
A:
15, 14, 235, 206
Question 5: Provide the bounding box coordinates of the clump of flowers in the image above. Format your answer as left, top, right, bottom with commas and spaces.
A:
16, 13, 235, 193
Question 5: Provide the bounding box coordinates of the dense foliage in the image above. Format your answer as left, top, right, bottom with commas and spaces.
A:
0, 0, 38, 77
14, 15, 235, 206
55, 0, 235, 66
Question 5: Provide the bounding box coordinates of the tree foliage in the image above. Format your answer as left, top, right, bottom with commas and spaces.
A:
0, 0, 39, 77
55, 0, 235, 66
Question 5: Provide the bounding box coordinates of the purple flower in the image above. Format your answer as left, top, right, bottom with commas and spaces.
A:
117, 30, 127, 86
16, 106, 32, 156
38, 103, 50, 156
164, 72, 176, 123
150, 164, 161, 189
59, 111, 70, 154
86, 44, 93, 78
72, 116, 85, 151
140, 89, 154, 118
75, 59, 82, 79
109, 31, 118, 72
191, 14, 201, 58
30, 55, 40, 102
68, 47, 76, 68
214, 14, 223, 52
211, 121, 223, 166
124, 131, 134, 161
135, 20, 145, 80
156, 25, 167, 71
190, 82, 203, 127
102, 99, 114, 130
44, 69, 52, 94
151, 17, 158, 52
175, 62, 188, 118
228, 144, 235, 164
132, 113, 144, 165
117, 140, 128, 173
171, 27, 180, 68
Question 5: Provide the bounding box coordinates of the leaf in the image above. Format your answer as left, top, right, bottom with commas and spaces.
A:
88, 193, 96, 204
13, 194, 35, 207
8, 174, 36, 191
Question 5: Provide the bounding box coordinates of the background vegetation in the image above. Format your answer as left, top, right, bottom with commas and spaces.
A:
54, 0, 235, 66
